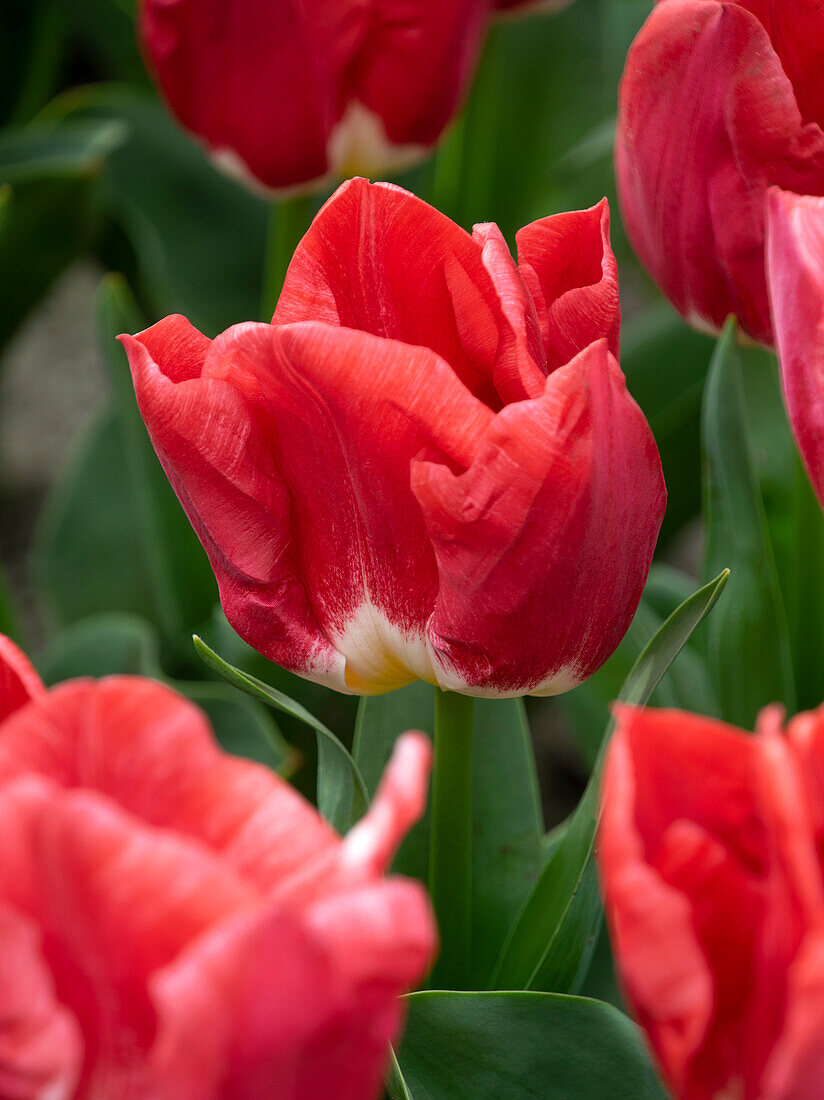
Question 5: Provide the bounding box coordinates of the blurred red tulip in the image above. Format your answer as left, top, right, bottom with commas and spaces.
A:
616, 0, 824, 345
138, 0, 570, 193
121, 178, 665, 698
0, 634, 434, 1099
766, 187, 824, 510
599, 702, 824, 1100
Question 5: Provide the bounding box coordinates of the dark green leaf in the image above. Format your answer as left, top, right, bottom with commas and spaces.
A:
45, 86, 268, 334
0, 120, 124, 351
398, 991, 667, 1099
193, 636, 368, 831
702, 319, 794, 726
491, 571, 728, 992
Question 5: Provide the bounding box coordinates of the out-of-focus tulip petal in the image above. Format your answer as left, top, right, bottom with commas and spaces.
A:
730, 0, 824, 128
0, 903, 82, 1099
411, 342, 665, 696
0, 676, 338, 896
515, 199, 620, 370
0, 634, 43, 723
617, 0, 824, 345
599, 702, 824, 1100
341, 731, 433, 877
766, 188, 824, 509
0, 776, 254, 1096
275, 178, 505, 407
139, 0, 495, 192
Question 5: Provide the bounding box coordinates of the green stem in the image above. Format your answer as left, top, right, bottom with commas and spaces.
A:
428, 689, 474, 990
260, 194, 315, 320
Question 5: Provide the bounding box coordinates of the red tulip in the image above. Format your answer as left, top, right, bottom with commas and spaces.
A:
598, 703, 824, 1100
138, 0, 569, 193
616, 0, 824, 345
0, 634, 434, 1098
120, 178, 665, 698
766, 187, 824, 510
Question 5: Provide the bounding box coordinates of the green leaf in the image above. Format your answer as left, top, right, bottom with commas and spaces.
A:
490, 570, 728, 993
622, 302, 715, 540
96, 274, 216, 636
354, 684, 544, 988
44, 85, 268, 334
193, 636, 368, 831
33, 276, 216, 642
37, 613, 294, 774
398, 991, 667, 1099
702, 319, 794, 727
0, 119, 125, 352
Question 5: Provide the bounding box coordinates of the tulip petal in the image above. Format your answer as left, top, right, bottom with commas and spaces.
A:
152, 879, 435, 1100
0, 634, 44, 723
140, 0, 358, 191
472, 221, 547, 403
765, 188, 824, 509
762, 929, 824, 1100
515, 199, 620, 371
730, 0, 824, 129
600, 705, 824, 1100
617, 0, 824, 345
410, 341, 665, 696
0, 677, 339, 897
0, 776, 255, 1095
200, 318, 494, 693
341, 731, 433, 878
0, 903, 82, 1099
353, 0, 491, 151
274, 178, 506, 408
120, 320, 350, 691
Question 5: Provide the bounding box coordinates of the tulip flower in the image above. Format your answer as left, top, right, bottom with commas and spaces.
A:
120, 178, 665, 698
616, 0, 824, 345
0, 633, 435, 1098
766, 187, 824, 510
598, 702, 824, 1100
138, 0, 571, 193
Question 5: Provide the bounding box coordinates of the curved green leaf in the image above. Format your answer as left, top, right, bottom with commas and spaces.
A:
398, 991, 666, 1099
193, 635, 368, 831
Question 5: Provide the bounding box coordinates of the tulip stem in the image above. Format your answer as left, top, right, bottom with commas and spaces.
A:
428, 689, 474, 990
260, 194, 316, 320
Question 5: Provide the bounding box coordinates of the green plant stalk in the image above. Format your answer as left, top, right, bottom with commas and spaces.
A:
428, 689, 474, 990
260, 194, 315, 320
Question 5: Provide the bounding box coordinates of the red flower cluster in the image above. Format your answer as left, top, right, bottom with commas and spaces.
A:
599, 703, 824, 1100
121, 178, 665, 699
0, 635, 434, 1098
139, 0, 573, 192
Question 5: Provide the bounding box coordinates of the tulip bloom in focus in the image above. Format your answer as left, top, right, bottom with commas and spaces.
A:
766, 187, 824, 510
139, 0, 571, 193
599, 703, 824, 1100
0, 634, 434, 1098
617, 0, 824, 345
121, 178, 665, 698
